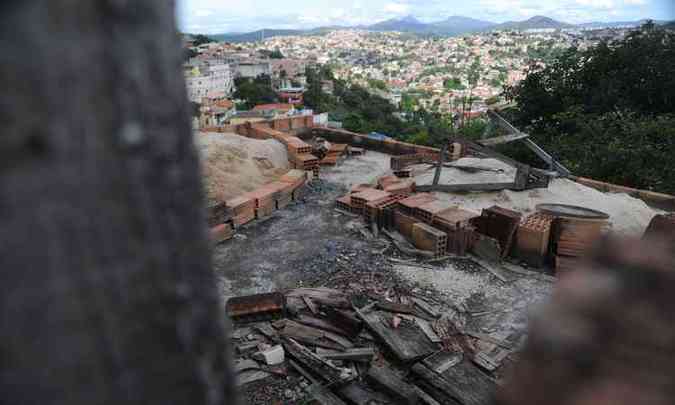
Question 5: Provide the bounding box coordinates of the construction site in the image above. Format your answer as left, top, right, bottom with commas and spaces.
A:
200, 114, 674, 404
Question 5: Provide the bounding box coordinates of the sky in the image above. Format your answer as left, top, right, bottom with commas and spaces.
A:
177, 0, 675, 34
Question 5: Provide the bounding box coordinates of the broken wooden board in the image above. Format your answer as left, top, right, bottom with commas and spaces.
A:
366, 365, 421, 404
356, 309, 439, 362
286, 288, 351, 312
321, 306, 364, 339
282, 338, 350, 385
411, 297, 441, 319
316, 347, 376, 363
295, 314, 352, 337
477, 132, 529, 147
412, 357, 496, 405
281, 320, 353, 350
416, 318, 442, 343
235, 360, 272, 386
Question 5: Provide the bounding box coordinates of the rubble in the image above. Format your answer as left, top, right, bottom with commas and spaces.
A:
227, 285, 503, 405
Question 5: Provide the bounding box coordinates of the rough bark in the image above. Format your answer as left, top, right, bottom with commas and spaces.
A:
0, 2, 234, 404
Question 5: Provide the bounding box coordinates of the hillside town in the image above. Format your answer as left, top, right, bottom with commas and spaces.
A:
183, 26, 631, 128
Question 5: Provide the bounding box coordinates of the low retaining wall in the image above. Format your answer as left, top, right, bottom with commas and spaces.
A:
306, 127, 440, 156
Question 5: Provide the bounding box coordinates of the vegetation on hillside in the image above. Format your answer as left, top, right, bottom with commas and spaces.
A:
506, 22, 675, 193
303, 66, 487, 147
233, 75, 279, 109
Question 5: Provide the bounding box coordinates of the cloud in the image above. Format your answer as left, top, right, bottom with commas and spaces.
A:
384, 2, 411, 15
194, 9, 214, 17
623, 0, 646, 5
575, 0, 616, 9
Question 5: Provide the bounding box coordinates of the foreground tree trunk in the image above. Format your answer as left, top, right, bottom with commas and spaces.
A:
0, 2, 234, 404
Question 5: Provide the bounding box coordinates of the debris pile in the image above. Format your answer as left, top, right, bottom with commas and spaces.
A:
228, 287, 501, 405
334, 174, 618, 275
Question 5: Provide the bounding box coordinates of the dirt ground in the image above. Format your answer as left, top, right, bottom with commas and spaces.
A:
213, 152, 555, 345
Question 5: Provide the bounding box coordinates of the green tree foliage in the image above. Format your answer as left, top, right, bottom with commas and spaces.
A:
192, 34, 214, 46
443, 78, 465, 90
233, 74, 279, 109
506, 23, 675, 193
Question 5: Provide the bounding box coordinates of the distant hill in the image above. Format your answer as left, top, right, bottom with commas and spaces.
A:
368, 15, 432, 33
207, 15, 668, 43
213, 29, 305, 43
494, 16, 573, 31
577, 19, 667, 29
427, 16, 497, 35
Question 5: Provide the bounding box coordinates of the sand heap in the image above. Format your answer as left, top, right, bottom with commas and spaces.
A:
412, 157, 662, 236
197, 132, 289, 204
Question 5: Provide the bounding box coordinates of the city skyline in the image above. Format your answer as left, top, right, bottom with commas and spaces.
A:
178, 0, 673, 34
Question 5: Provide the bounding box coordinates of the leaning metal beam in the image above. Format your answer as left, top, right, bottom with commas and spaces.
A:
486, 110, 571, 177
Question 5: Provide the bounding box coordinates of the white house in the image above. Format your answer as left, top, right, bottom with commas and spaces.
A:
185, 60, 235, 103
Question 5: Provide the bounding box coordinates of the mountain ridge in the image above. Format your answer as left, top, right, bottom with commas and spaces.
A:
207, 16, 665, 43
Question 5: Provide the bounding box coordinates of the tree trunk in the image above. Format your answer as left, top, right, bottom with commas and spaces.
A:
0, 2, 234, 404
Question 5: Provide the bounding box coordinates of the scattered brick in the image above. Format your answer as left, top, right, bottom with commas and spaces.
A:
397, 193, 436, 216
351, 189, 392, 215
415, 200, 458, 224
474, 206, 523, 258
255, 200, 276, 220
393, 210, 421, 240
412, 223, 448, 257
210, 222, 234, 244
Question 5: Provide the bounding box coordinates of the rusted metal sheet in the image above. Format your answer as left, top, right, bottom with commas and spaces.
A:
226, 292, 286, 323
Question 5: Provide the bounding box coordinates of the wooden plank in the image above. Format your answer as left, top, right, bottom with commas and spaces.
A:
322, 307, 364, 339
281, 320, 351, 350
282, 338, 348, 385
366, 365, 420, 404
295, 314, 351, 337
286, 288, 351, 312
412, 360, 496, 405
356, 309, 439, 362
316, 347, 376, 362
411, 297, 441, 319
416, 319, 442, 343
464, 331, 513, 350
303, 295, 319, 315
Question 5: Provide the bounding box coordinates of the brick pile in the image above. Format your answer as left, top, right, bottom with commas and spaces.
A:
412, 223, 448, 257
365, 194, 408, 228
432, 208, 479, 256
414, 200, 457, 224
515, 212, 555, 268
226, 196, 256, 228
397, 193, 437, 216
210, 223, 235, 244
351, 189, 393, 215
555, 218, 605, 257
473, 206, 522, 258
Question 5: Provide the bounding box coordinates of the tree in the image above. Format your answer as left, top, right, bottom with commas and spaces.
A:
0, 2, 234, 404
234, 74, 279, 109
506, 23, 675, 193
193, 34, 215, 46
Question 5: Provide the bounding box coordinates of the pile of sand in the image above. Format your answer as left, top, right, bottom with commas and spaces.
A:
197, 132, 289, 204
412, 158, 661, 236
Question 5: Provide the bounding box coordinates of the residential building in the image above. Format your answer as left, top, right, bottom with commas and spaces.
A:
185, 60, 235, 103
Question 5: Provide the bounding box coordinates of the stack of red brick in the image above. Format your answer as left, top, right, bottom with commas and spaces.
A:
208, 170, 308, 244
320, 143, 349, 166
